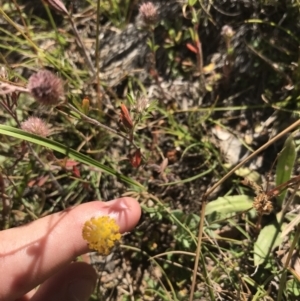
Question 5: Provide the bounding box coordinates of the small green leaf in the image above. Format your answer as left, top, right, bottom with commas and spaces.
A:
254, 221, 283, 266
276, 134, 296, 206
286, 278, 300, 296
235, 168, 261, 183
153, 45, 159, 52
188, 0, 197, 6
182, 238, 191, 249
188, 27, 195, 40
205, 195, 253, 216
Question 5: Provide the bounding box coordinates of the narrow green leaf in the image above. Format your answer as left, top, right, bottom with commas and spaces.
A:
205, 195, 253, 216
0, 125, 144, 190
276, 134, 296, 206
254, 221, 283, 266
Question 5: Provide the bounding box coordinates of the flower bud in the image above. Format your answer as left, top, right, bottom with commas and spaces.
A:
221, 25, 235, 40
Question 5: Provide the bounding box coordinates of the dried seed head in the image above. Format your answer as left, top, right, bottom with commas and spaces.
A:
27, 70, 64, 106
253, 194, 273, 215
139, 2, 158, 26
21, 116, 51, 137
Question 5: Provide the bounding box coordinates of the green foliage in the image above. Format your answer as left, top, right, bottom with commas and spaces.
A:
275, 134, 296, 206
205, 195, 254, 218
253, 221, 284, 266
0, 125, 144, 189
286, 278, 300, 297
2, 0, 300, 300
205, 134, 300, 297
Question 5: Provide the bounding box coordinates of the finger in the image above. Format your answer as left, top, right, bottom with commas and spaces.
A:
0, 197, 141, 301
30, 262, 97, 301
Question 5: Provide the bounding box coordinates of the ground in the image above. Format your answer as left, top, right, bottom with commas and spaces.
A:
1, 0, 300, 300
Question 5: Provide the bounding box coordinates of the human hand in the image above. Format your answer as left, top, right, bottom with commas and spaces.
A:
0, 197, 141, 301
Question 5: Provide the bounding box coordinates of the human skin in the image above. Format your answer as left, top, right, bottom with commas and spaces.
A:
0, 197, 141, 301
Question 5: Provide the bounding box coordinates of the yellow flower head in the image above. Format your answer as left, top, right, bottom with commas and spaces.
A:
82, 216, 121, 255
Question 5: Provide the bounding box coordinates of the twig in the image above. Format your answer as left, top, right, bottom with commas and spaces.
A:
204, 119, 300, 200
66, 103, 140, 149
68, 16, 96, 76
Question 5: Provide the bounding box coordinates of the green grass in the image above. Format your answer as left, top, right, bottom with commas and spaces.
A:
1, 0, 300, 300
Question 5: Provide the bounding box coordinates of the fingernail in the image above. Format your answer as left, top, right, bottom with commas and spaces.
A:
106, 198, 130, 210
68, 278, 95, 301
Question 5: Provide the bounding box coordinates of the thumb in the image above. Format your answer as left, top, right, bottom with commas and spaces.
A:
30, 262, 97, 301
0, 197, 141, 301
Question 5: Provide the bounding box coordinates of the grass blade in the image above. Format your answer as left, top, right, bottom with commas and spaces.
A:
275, 134, 296, 206
0, 125, 144, 190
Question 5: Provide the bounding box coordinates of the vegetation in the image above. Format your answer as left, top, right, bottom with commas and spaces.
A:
1, 0, 300, 300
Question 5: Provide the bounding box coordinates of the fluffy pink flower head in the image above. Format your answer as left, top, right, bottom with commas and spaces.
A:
139, 2, 158, 26
21, 116, 51, 137
27, 70, 64, 106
